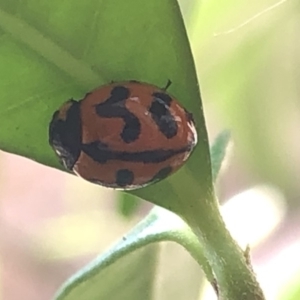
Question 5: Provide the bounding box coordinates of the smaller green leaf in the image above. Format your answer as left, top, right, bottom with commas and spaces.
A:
54, 207, 212, 300
210, 130, 231, 182
55, 244, 158, 300
116, 193, 140, 218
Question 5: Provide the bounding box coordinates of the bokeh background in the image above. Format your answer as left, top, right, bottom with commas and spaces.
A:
1, 0, 300, 299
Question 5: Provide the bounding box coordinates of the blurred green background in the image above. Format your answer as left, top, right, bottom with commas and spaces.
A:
1, 0, 300, 299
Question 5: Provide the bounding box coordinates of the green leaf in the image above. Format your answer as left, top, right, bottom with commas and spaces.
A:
210, 130, 231, 182
54, 207, 211, 300
0, 0, 212, 214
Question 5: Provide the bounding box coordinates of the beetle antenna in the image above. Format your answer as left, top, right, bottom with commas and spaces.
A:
162, 79, 172, 91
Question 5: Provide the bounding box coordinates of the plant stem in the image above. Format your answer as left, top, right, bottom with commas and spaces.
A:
182, 190, 265, 300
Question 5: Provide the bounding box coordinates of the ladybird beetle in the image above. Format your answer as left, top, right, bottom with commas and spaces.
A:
49, 80, 197, 189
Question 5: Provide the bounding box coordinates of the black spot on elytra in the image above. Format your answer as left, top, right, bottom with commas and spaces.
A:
121, 114, 141, 143
149, 92, 177, 139
81, 141, 109, 164
116, 169, 134, 187
81, 141, 191, 164
153, 92, 172, 106
151, 166, 173, 183
49, 100, 81, 170
108, 86, 130, 104
95, 86, 141, 143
